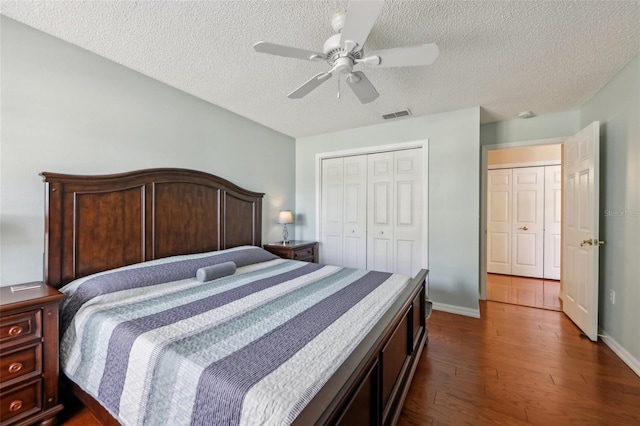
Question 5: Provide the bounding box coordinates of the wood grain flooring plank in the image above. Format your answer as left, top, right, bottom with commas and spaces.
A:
398, 301, 640, 426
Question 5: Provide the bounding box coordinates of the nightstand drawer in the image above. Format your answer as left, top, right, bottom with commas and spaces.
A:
293, 247, 315, 261
0, 310, 41, 349
263, 241, 318, 263
0, 379, 42, 425
0, 343, 42, 389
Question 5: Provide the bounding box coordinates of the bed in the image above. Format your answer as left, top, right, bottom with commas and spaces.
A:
41, 168, 428, 426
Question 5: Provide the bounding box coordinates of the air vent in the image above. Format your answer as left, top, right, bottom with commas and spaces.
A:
382, 109, 411, 120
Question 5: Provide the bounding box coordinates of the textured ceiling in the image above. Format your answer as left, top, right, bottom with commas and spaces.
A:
1, 0, 639, 138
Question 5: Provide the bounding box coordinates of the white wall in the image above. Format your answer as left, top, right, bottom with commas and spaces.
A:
0, 17, 295, 285
580, 54, 640, 366
296, 107, 481, 313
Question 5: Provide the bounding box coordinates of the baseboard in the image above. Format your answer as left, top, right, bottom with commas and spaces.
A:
432, 302, 481, 318
600, 332, 640, 377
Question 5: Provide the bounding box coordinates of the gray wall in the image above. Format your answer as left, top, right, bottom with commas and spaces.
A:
296, 107, 481, 312
480, 109, 579, 145
580, 54, 640, 362
0, 17, 295, 286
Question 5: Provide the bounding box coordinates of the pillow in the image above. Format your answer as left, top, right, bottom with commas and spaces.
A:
196, 261, 237, 282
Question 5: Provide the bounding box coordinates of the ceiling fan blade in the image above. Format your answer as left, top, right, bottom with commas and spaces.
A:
254, 41, 326, 61
366, 43, 440, 68
345, 71, 379, 104
340, 0, 385, 52
288, 72, 333, 99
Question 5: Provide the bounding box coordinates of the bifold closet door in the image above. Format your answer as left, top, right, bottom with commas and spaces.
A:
487, 166, 548, 279
487, 169, 512, 274
321, 158, 344, 266
321, 148, 423, 274
511, 167, 545, 278
343, 155, 368, 269
367, 149, 423, 276
321, 156, 368, 268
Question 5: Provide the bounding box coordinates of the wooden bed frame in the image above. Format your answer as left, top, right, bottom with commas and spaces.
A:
41, 168, 427, 426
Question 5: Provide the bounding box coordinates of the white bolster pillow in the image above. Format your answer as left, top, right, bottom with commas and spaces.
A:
196, 261, 237, 282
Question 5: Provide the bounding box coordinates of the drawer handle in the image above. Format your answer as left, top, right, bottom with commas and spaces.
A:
9, 400, 23, 412
8, 325, 23, 336
8, 362, 23, 373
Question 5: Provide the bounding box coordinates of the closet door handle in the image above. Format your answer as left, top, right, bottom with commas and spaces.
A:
518, 226, 529, 231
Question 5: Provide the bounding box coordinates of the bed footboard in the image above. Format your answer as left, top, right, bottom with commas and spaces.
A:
294, 269, 429, 426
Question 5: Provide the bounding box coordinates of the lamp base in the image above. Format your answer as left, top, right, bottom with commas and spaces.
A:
282, 224, 289, 245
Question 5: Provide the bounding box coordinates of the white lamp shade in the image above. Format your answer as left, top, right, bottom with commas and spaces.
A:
278, 210, 294, 224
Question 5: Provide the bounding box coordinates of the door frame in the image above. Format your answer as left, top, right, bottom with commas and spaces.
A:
315, 140, 429, 272
480, 137, 565, 300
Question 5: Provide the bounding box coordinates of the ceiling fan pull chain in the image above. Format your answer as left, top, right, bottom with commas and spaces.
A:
337, 77, 341, 99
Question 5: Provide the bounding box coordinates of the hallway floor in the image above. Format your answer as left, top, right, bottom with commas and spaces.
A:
487, 273, 561, 311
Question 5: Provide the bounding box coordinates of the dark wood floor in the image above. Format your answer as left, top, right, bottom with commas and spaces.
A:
62, 301, 640, 425
399, 301, 640, 425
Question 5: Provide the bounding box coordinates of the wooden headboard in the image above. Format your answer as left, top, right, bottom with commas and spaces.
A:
42, 168, 263, 288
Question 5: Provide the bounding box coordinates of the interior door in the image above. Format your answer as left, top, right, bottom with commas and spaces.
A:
563, 121, 600, 341
544, 165, 562, 280
511, 167, 545, 278
487, 169, 512, 274
343, 155, 367, 269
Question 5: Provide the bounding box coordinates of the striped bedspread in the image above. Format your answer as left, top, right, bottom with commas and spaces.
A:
59, 246, 411, 426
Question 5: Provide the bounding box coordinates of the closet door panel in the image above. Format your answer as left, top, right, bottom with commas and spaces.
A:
368, 152, 394, 273
512, 167, 544, 278
393, 149, 424, 277
343, 155, 368, 269
544, 165, 562, 280
487, 169, 512, 274
321, 158, 344, 266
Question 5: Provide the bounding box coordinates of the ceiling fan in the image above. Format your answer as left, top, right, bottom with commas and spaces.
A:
253, 0, 439, 104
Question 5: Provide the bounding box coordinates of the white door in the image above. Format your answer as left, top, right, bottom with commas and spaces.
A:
563, 122, 600, 341
321, 158, 344, 266
487, 169, 512, 274
393, 149, 423, 277
343, 155, 368, 269
367, 152, 394, 273
544, 165, 562, 280
511, 167, 545, 278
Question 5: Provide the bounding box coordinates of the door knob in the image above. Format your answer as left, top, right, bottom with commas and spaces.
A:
518, 226, 529, 231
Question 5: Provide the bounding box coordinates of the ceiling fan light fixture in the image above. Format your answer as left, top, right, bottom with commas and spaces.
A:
331, 10, 347, 33
253, 0, 438, 104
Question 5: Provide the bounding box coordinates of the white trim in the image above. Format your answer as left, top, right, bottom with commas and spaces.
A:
315, 140, 425, 161
479, 137, 567, 300
315, 140, 429, 272
432, 302, 481, 318
600, 332, 640, 377
488, 159, 561, 169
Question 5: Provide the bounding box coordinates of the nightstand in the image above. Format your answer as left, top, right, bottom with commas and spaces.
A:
263, 241, 319, 263
0, 283, 64, 426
